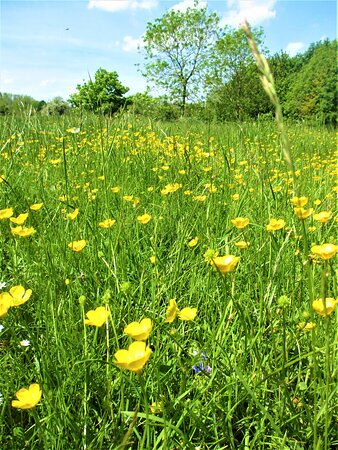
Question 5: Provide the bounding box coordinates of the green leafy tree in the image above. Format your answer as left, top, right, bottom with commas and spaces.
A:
206, 27, 268, 120
284, 40, 337, 123
41, 97, 69, 116
69, 68, 129, 114
142, 1, 219, 116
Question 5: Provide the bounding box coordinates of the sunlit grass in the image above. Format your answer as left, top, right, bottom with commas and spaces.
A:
0, 114, 337, 449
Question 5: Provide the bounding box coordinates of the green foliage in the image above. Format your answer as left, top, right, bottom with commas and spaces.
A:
69, 68, 129, 115
284, 40, 337, 123
41, 97, 69, 116
142, 0, 219, 115
128, 91, 180, 121
0, 114, 336, 448
0, 93, 45, 115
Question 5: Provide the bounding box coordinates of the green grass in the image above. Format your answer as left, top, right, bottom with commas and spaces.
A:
0, 114, 337, 449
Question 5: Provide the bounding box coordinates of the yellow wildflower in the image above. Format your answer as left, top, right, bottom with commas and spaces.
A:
211, 255, 239, 274
290, 196, 308, 207
311, 243, 337, 260
84, 306, 110, 327
297, 322, 316, 331
234, 241, 250, 249
10, 213, 28, 225
165, 299, 179, 323
111, 186, 120, 193
312, 298, 337, 317
8, 286, 32, 306
294, 207, 313, 220
12, 384, 42, 409
68, 240, 87, 252
266, 218, 285, 232
11, 226, 36, 237
30, 203, 43, 211
98, 219, 116, 229
0, 207, 13, 220
231, 217, 250, 229
66, 208, 79, 221
188, 237, 199, 248
114, 341, 152, 373
124, 318, 153, 341
137, 213, 151, 225
313, 211, 332, 223
0, 292, 12, 317
178, 307, 198, 321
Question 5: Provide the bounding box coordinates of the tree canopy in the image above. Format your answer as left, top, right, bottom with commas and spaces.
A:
142, 1, 219, 116
69, 68, 129, 114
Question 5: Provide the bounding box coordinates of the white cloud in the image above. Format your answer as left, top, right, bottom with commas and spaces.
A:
171, 0, 207, 13
285, 42, 304, 57
221, 0, 276, 28
88, 0, 158, 13
122, 35, 144, 52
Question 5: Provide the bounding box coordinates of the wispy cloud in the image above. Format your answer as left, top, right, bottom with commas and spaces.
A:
122, 35, 144, 52
88, 0, 158, 13
285, 41, 304, 57
171, 0, 207, 13
221, 0, 276, 27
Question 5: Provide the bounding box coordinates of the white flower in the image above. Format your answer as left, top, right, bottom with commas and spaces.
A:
0, 282, 7, 290
19, 340, 31, 347
0, 324, 4, 333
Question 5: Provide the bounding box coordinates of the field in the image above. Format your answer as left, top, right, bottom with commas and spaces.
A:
0, 115, 337, 449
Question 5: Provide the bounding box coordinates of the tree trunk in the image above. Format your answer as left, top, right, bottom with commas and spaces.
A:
181, 82, 187, 116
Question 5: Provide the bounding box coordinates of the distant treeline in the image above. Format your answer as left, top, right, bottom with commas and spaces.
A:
1, 39, 336, 124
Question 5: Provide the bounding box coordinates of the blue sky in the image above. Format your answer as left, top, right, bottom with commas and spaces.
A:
1, 0, 336, 101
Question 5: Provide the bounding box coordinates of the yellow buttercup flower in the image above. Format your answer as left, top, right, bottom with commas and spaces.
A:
0, 207, 13, 220
188, 237, 199, 248
111, 186, 120, 193
165, 299, 179, 323
311, 243, 337, 260
11, 226, 36, 237
124, 318, 153, 341
313, 211, 332, 223
12, 383, 42, 409
114, 341, 152, 373
231, 194, 240, 201
211, 255, 239, 274
66, 208, 79, 221
193, 195, 207, 202
234, 241, 250, 249
137, 213, 151, 225
8, 286, 32, 306
84, 306, 110, 327
290, 196, 308, 207
312, 298, 337, 317
294, 207, 313, 219
30, 203, 43, 211
98, 218, 116, 229
178, 307, 198, 321
10, 213, 29, 225
150, 255, 156, 264
0, 292, 12, 317
266, 218, 285, 232
297, 322, 316, 331
68, 240, 87, 252
231, 217, 250, 229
